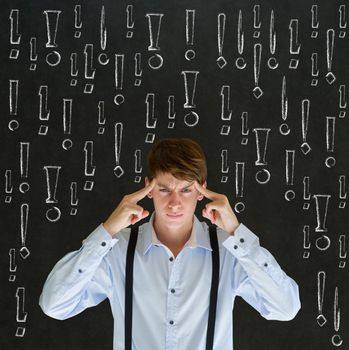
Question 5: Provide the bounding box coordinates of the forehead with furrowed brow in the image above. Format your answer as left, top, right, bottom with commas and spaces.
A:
157, 181, 194, 190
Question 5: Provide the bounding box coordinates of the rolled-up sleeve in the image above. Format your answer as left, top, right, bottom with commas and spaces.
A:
222, 223, 301, 321
39, 223, 119, 320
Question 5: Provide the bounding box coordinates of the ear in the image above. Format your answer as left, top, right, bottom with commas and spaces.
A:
145, 176, 153, 198
197, 180, 207, 201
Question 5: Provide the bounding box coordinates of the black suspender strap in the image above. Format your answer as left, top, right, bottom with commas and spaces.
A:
125, 225, 139, 350
206, 225, 220, 350
124, 224, 220, 350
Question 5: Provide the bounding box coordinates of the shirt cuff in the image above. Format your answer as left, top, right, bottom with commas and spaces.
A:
222, 223, 259, 258
82, 223, 119, 257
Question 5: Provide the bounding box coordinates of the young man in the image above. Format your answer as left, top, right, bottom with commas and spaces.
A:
39, 138, 301, 350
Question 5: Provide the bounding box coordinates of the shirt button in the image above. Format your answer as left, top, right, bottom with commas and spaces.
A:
101, 241, 106, 247
169, 320, 174, 325
169, 257, 174, 261
171, 289, 175, 293
234, 245, 238, 249
78, 268, 83, 273
264, 263, 268, 267
240, 238, 245, 243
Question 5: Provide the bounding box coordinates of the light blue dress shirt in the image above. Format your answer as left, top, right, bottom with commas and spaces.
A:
39, 212, 301, 350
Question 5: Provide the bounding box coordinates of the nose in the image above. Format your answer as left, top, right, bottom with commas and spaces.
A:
168, 192, 182, 209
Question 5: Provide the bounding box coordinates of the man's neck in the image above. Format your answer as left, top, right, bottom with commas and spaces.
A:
153, 214, 194, 252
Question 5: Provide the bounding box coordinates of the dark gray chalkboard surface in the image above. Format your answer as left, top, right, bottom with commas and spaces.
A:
1, 0, 348, 349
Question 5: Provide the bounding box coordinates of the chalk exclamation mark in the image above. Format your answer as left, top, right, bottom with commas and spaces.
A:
285, 150, 296, 201
4, 170, 13, 203
220, 150, 229, 183
70, 182, 78, 215
20, 203, 30, 259
338, 175, 347, 208
253, 128, 271, 184
325, 116, 336, 168
43, 165, 62, 222
9, 9, 21, 59
126, 5, 134, 38
134, 149, 142, 183
316, 271, 327, 327
84, 141, 95, 190
15, 287, 27, 337
29, 37, 38, 71
185, 9, 196, 61
182, 71, 200, 127
9, 79, 19, 131
235, 162, 245, 213
146, 13, 164, 69
19, 142, 30, 194
74, 5, 82, 38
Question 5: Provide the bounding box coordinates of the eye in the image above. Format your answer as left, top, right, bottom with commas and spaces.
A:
160, 188, 169, 192
181, 188, 191, 193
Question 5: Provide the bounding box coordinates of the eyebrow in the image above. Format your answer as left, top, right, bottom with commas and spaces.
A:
157, 181, 194, 190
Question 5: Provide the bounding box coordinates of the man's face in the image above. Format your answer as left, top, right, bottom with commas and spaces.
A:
145, 172, 207, 227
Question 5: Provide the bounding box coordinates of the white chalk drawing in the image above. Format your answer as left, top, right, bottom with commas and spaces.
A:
338, 5, 346, 38
332, 286, 343, 346
97, 101, 106, 134
134, 149, 142, 183
253, 43, 263, 98
220, 85, 232, 135
126, 5, 134, 38
302, 225, 310, 259
70, 53, 78, 86
62, 99, 73, 150
5, 169, 13, 203
253, 128, 271, 184
217, 13, 227, 68
300, 99, 311, 154
185, 9, 196, 61
84, 142, 95, 190
220, 149, 229, 183
84, 44, 95, 93
326, 29, 336, 84
289, 19, 300, 69
311, 52, 319, 86
146, 13, 164, 69
311, 5, 319, 38
43, 165, 62, 222
114, 122, 124, 177
29, 37, 38, 70
16, 287, 27, 322
43, 10, 62, 66
84, 141, 96, 177
114, 54, 125, 105
268, 10, 278, 69
134, 53, 142, 86
70, 181, 78, 215
338, 175, 347, 209
9, 79, 19, 131
234, 162, 245, 213
285, 150, 295, 201
20, 203, 30, 259
240, 112, 249, 145
280, 76, 289, 135
338, 234, 347, 268
74, 5, 82, 38
182, 71, 199, 126
325, 116, 336, 168
9, 9, 21, 59
253, 5, 261, 38
235, 10, 246, 69
316, 271, 327, 327
313, 194, 331, 251
19, 142, 30, 194
338, 85, 347, 118
303, 176, 311, 210
9, 248, 17, 281
38, 85, 50, 135
167, 95, 176, 129
145, 94, 156, 143
99, 5, 109, 65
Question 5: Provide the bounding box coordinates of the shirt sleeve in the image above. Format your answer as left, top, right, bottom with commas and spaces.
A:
222, 223, 301, 321
39, 223, 119, 320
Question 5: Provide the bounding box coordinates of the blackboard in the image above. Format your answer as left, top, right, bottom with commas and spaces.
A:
1, 0, 348, 349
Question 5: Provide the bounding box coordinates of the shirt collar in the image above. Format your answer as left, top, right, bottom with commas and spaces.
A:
141, 212, 212, 255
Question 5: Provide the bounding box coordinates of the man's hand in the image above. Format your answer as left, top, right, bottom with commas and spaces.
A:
194, 181, 240, 235
103, 178, 156, 236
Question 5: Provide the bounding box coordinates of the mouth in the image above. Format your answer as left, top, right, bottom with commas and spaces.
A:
166, 213, 183, 218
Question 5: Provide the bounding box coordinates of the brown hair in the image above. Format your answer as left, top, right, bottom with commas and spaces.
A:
147, 138, 207, 184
